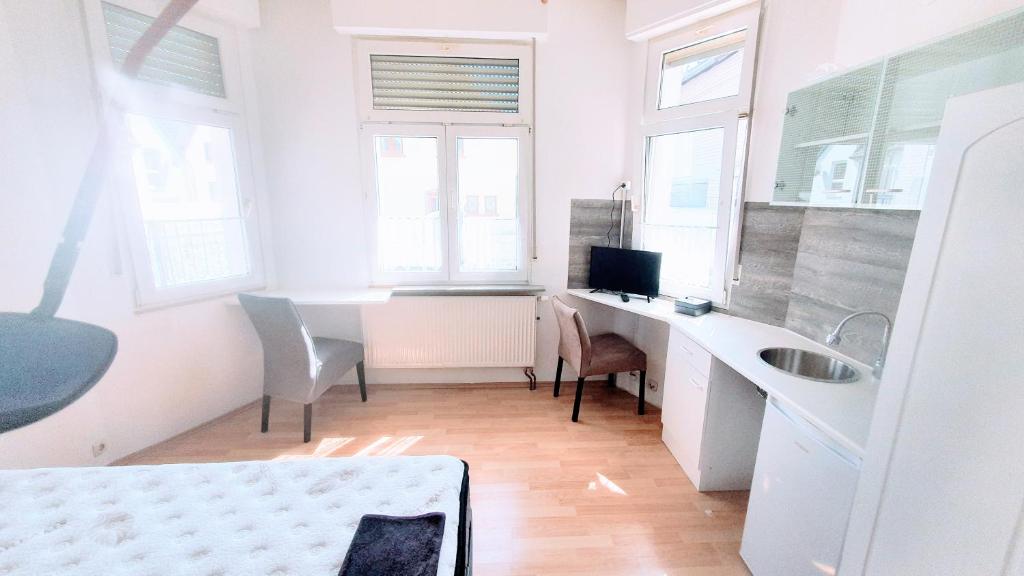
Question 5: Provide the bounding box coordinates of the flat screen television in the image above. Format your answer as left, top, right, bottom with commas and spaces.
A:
588, 246, 662, 300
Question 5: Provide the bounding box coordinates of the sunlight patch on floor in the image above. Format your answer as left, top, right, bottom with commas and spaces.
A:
352, 435, 424, 456
354, 436, 393, 456
312, 436, 354, 457
378, 436, 423, 455
587, 472, 628, 495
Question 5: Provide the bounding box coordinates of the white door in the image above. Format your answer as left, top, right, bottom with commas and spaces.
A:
840, 84, 1024, 574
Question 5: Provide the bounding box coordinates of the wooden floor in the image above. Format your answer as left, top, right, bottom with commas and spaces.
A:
120, 382, 752, 576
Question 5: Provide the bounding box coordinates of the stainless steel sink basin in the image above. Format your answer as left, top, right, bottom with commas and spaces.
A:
759, 347, 860, 383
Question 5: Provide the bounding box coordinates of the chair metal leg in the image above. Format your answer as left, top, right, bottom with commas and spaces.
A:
572, 377, 585, 422
303, 403, 312, 443
260, 395, 270, 433
553, 356, 564, 398
608, 372, 616, 388
356, 361, 367, 402
638, 371, 647, 416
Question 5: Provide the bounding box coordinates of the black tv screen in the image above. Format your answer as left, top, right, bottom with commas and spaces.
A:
588, 246, 662, 298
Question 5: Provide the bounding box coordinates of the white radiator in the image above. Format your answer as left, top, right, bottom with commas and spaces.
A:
361, 296, 537, 368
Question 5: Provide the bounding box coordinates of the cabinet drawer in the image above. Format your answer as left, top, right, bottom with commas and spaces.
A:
662, 329, 712, 489
675, 331, 712, 378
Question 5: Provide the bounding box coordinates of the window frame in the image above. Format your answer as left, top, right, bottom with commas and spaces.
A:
640, 113, 740, 303
354, 38, 534, 126
361, 123, 451, 285
83, 0, 266, 309
637, 5, 759, 305
643, 6, 759, 124
446, 124, 532, 284
361, 123, 532, 285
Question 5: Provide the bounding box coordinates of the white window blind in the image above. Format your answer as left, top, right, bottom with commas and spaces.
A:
370, 55, 520, 113
101, 2, 226, 98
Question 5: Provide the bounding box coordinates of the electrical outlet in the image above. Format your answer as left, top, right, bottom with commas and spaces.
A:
648, 378, 659, 392
92, 441, 107, 458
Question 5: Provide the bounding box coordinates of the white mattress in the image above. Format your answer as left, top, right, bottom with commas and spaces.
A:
0, 456, 465, 576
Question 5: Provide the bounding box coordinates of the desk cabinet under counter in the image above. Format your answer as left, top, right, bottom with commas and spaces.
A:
661, 327, 766, 491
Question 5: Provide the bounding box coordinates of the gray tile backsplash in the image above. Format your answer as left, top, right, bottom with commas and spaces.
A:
729, 202, 920, 366
785, 208, 919, 364
728, 204, 805, 326
568, 199, 633, 289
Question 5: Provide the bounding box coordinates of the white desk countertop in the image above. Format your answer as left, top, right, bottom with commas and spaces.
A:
229, 288, 393, 305
566, 289, 880, 458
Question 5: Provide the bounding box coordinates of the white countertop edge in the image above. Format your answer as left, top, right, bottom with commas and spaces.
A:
565, 289, 879, 458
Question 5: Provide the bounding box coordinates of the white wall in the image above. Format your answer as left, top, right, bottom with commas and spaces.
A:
195, 0, 260, 28
250, 0, 368, 292
0, 0, 264, 469
250, 0, 637, 390
832, 0, 1023, 67
331, 0, 548, 39
744, 0, 842, 202
625, 0, 755, 40
531, 0, 638, 389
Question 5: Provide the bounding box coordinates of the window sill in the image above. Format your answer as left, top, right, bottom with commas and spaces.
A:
134, 282, 266, 313
389, 284, 545, 297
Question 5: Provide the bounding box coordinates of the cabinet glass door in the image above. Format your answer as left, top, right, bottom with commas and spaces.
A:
860, 12, 1024, 209
771, 9, 1024, 209
772, 64, 881, 206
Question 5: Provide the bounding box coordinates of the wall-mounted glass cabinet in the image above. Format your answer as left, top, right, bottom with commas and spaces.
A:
772, 9, 1024, 209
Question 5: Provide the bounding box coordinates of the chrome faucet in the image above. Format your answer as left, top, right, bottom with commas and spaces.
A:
825, 311, 892, 379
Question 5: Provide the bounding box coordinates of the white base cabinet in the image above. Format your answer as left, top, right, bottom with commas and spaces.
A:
741, 399, 861, 575
661, 327, 765, 491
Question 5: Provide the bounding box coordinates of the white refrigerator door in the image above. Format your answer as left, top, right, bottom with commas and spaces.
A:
840, 83, 1024, 575
741, 400, 861, 576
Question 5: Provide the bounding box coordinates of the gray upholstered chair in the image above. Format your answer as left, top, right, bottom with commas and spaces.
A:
551, 295, 647, 422
238, 293, 367, 443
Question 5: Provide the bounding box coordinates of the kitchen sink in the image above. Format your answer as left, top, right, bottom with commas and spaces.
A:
758, 347, 860, 383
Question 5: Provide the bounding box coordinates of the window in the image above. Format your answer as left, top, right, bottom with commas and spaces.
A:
124, 114, 252, 290
86, 0, 264, 307
364, 125, 530, 284
639, 7, 758, 303
369, 130, 444, 275
642, 116, 738, 296
658, 29, 746, 110
357, 40, 533, 285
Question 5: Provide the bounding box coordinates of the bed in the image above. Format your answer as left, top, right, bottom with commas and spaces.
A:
0, 455, 471, 576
